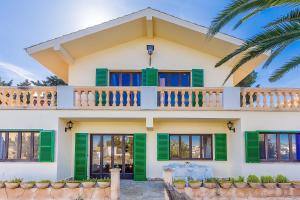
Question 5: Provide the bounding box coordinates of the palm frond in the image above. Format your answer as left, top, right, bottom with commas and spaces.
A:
262, 43, 289, 68
233, 7, 264, 30
266, 8, 300, 27
216, 22, 300, 68
269, 56, 300, 82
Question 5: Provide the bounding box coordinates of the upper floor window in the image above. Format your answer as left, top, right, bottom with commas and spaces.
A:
170, 134, 212, 160
259, 132, 300, 162
0, 131, 40, 161
159, 72, 190, 87
110, 72, 142, 86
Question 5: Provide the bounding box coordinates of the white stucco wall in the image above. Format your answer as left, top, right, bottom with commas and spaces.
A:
0, 110, 300, 180
68, 37, 233, 87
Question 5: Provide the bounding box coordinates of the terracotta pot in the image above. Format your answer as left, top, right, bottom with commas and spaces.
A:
189, 182, 201, 189
5, 182, 20, 189
234, 182, 248, 188
36, 182, 50, 189
0, 182, 4, 188
97, 182, 110, 188
82, 182, 96, 188
203, 182, 217, 189
51, 182, 65, 189
220, 182, 232, 189
292, 182, 300, 189
263, 183, 277, 189
174, 182, 185, 189
20, 182, 35, 189
249, 183, 261, 188
66, 182, 80, 188
278, 183, 291, 189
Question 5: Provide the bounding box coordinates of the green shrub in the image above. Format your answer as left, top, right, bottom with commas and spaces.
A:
53, 180, 65, 184
83, 178, 97, 183
97, 178, 111, 182
204, 178, 217, 183
188, 180, 200, 184
7, 178, 23, 183
218, 178, 232, 184
67, 180, 81, 183
23, 181, 35, 184
275, 175, 289, 183
174, 179, 186, 184
261, 176, 275, 183
37, 180, 50, 183
234, 176, 245, 183
247, 175, 260, 183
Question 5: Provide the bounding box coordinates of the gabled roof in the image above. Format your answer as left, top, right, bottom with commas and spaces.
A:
25, 7, 268, 84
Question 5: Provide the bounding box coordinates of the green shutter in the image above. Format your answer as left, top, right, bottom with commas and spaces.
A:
142, 68, 158, 86
74, 133, 88, 180
192, 69, 204, 107
134, 133, 146, 181
39, 130, 55, 162
245, 131, 260, 163
214, 133, 227, 161
157, 133, 169, 161
95, 68, 108, 106
192, 69, 204, 87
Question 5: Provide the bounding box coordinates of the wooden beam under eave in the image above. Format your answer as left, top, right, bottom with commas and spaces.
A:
54, 44, 74, 65
146, 16, 153, 38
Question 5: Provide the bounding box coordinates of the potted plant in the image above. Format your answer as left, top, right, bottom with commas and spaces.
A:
5, 178, 22, 189
203, 178, 217, 189
276, 175, 290, 189
261, 176, 276, 189
173, 179, 186, 189
291, 181, 300, 189
97, 178, 110, 188
82, 179, 96, 188
66, 180, 81, 189
20, 181, 35, 189
188, 180, 201, 189
51, 180, 65, 189
218, 178, 232, 189
234, 176, 247, 188
247, 175, 261, 188
36, 180, 50, 189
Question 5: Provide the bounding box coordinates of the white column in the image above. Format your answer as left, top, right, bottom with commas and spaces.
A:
163, 168, 173, 184
110, 168, 121, 200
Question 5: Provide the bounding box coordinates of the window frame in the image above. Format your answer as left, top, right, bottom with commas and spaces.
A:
158, 71, 191, 87
0, 131, 39, 162
109, 71, 142, 87
259, 132, 299, 162
169, 134, 213, 160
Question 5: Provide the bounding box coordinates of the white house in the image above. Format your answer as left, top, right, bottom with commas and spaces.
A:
0, 8, 299, 182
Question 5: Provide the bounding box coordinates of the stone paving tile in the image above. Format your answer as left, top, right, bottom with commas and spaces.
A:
120, 180, 165, 200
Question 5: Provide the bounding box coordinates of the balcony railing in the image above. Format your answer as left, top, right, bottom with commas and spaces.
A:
0, 86, 300, 111
0, 87, 56, 109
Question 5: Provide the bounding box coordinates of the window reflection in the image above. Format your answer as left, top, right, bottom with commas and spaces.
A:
125, 136, 133, 173
21, 132, 31, 159
33, 133, 39, 160
259, 134, 266, 159
0, 133, 5, 160
92, 136, 101, 174
202, 136, 212, 159
192, 136, 200, 159
180, 136, 190, 159
170, 136, 179, 159
113, 136, 122, 169
103, 136, 111, 173
8, 132, 18, 159
280, 134, 289, 160
267, 134, 277, 160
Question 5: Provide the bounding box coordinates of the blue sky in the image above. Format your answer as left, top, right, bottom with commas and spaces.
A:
0, 0, 299, 87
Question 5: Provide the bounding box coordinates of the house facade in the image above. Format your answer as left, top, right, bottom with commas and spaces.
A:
0, 8, 299, 182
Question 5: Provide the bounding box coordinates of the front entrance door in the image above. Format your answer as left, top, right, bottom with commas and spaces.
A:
90, 134, 134, 179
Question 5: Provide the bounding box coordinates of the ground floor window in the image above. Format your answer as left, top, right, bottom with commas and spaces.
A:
170, 134, 212, 160
0, 131, 39, 161
259, 132, 300, 162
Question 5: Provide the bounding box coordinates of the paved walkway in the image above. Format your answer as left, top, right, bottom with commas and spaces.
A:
120, 180, 165, 200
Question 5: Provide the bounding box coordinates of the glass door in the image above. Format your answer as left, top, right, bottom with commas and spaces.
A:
90, 134, 133, 179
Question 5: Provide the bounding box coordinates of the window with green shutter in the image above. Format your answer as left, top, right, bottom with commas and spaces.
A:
39, 130, 55, 162
157, 133, 169, 161
214, 133, 227, 161
95, 68, 108, 106
192, 69, 204, 107
142, 68, 158, 86
134, 133, 146, 181
245, 131, 260, 163
74, 133, 88, 180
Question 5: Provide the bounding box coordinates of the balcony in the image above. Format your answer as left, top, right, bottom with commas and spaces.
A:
0, 86, 299, 111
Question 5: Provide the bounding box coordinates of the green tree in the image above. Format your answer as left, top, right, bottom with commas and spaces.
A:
31, 75, 67, 86
208, 0, 300, 84
236, 71, 259, 87
0, 77, 13, 86
17, 79, 31, 87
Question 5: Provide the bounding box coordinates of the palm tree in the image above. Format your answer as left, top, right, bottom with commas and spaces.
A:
208, 0, 300, 84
